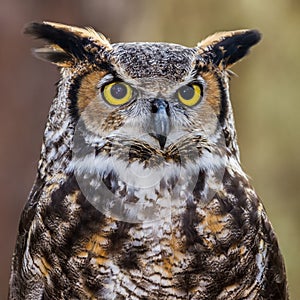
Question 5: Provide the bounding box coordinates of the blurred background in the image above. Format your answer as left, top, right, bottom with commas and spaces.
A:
1, 0, 299, 298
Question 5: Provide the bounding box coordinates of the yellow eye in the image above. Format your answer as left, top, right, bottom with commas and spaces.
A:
102, 82, 132, 106
177, 84, 202, 106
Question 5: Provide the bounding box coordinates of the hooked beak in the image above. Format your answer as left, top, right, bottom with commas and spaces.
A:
150, 99, 170, 150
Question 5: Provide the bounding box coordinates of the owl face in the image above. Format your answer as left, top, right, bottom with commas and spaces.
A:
76, 42, 221, 152
25, 22, 261, 221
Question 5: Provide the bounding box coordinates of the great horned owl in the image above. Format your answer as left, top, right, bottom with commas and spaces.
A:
9, 22, 288, 299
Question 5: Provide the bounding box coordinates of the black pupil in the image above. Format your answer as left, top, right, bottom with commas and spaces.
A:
180, 85, 195, 100
111, 83, 127, 99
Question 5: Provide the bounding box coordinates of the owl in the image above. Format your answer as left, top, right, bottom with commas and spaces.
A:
9, 22, 288, 300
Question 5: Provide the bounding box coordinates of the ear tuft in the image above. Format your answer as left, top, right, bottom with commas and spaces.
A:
197, 29, 261, 68
32, 47, 74, 67
24, 21, 111, 66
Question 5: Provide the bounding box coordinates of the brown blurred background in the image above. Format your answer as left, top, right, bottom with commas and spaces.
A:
1, 0, 299, 298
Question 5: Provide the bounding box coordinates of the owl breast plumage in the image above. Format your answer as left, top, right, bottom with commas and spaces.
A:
9, 22, 288, 299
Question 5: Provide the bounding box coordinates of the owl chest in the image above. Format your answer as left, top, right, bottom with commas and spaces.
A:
35, 172, 261, 299
66, 210, 258, 300
74, 220, 190, 299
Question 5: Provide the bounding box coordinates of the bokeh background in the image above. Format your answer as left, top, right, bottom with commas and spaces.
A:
1, 0, 299, 298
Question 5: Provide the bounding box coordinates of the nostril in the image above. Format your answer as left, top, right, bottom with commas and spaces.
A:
151, 105, 158, 114
151, 98, 169, 114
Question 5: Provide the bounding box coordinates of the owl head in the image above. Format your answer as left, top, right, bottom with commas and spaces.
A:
25, 22, 261, 221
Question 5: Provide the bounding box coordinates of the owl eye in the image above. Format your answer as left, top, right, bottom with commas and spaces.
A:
102, 82, 133, 106
177, 84, 202, 106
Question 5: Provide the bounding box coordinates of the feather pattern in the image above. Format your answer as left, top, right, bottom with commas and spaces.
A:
9, 22, 288, 299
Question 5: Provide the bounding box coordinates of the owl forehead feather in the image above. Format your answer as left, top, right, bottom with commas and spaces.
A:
111, 42, 198, 81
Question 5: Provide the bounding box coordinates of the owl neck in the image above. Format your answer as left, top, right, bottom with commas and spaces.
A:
65, 132, 247, 223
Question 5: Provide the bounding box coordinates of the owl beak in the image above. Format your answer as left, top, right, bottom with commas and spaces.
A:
150, 99, 170, 150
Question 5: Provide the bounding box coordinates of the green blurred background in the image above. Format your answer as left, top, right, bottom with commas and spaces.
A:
1, 0, 299, 298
